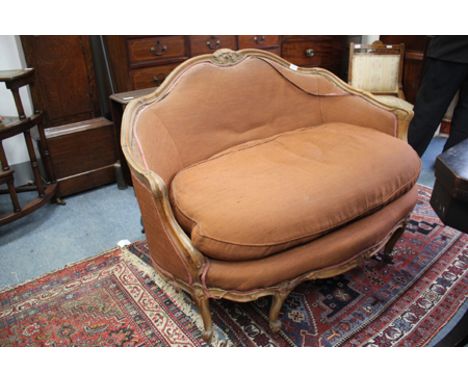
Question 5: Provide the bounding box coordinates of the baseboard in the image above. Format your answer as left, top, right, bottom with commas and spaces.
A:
0, 160, 43, 188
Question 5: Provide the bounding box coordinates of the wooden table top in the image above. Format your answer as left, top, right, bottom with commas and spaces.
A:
110, 87, 156, 105
0, 68, 34, 82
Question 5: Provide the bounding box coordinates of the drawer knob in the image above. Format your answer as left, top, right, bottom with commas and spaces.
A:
253, 35, 265, 44
304, 48, 315, 57
206, 36, 221, 50
152, 74, 166, 86
150, 41, 168, 56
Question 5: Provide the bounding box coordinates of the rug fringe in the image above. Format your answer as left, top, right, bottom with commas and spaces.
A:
121, 247, 232, 347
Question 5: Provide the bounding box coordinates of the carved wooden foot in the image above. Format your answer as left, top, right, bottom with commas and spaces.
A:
269, 291, 290, 333
54, 196, 66, 205
193, 290, 213, 342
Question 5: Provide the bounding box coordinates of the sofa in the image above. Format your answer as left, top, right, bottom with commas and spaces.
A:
121, 48, 421, 341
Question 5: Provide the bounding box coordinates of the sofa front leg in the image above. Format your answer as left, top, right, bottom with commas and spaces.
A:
193, 289, 213, 342
269, 290, 290, 333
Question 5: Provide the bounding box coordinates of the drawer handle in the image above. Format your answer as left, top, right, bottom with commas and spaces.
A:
253, 35, 265, 44
150, 41, 168, 56
152, 74, 166, 86
206, 36, 221, 50
304, 48, 315, 57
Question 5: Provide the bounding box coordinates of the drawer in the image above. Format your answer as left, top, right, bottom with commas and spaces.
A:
130, 63, 179, 89
238, 35, 280, 49
127, 36, 186, 65
190, 35, 237, 56
281, 38, 344, 71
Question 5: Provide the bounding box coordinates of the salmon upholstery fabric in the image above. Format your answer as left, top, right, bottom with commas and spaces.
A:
134, 56, 399, 184
170, 123, 421, 261
124, 50, 421, 299
132, 174, 192, 284
206, 185, 418, 291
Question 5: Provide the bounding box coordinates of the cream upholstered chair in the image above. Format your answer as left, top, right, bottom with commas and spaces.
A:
348, 40, 413, 135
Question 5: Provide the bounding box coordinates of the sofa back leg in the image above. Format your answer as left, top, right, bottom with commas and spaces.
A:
380, 221, 407, 264
269, 290, 290, 333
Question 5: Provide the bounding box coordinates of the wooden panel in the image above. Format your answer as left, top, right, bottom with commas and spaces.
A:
281, 36, 346, 77
380, 35, 430, 103
45, 117, 116, 180
57, 165, 116, 197
127, 36, 187, 65
238, 35, 280, 49
105, 36, 131, 92
20, 36, 100, 127
190, 35, 237, 56
130, 63, 180, 89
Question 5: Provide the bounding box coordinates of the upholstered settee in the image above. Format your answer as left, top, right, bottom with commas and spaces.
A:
121, 49, 420, 341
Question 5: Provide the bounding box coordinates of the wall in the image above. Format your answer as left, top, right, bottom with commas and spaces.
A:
362, 35, 380, 44
0, 35, 34, 165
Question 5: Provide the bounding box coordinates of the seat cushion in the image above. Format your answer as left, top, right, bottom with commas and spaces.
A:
206, 185, 418, 291
170, 123, 421, 261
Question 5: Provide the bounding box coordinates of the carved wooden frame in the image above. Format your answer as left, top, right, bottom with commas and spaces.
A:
121, 48, 413, 342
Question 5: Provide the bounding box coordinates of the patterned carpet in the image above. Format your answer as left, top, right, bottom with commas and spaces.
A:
0, 186, 466, 346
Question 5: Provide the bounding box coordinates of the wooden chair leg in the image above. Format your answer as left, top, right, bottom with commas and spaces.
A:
193, 289, 213, 342
381, 224, 406, 264
7, 179, 21, 212
269, 290, 290, 333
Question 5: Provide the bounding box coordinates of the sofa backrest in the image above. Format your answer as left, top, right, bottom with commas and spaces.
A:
127, 50, 397, 183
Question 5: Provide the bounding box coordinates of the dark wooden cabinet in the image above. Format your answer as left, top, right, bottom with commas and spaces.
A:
21, 36, 119, 197
105, 35, 348, 93
21, 36, 101, 128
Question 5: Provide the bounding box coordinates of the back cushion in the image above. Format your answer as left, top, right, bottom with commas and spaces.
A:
134, 55, 395, 183
136, 57, 327, 182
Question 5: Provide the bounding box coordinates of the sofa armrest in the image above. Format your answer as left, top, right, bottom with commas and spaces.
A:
374, 96, 413, 141
131, 170, 206, 285
319, 86, 413, 141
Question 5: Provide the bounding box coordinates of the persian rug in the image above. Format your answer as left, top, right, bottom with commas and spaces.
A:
0, 185, 466, 346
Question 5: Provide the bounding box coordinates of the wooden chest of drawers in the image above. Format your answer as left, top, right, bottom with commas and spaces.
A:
105, 35, 347, 93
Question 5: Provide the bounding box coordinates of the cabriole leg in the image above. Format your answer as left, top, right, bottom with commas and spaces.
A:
269, 290, 290, 333
193, 289, 213, 342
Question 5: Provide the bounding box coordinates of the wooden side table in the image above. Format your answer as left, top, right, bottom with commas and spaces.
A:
0, 69, 58, 225
110, 87, 156, 188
